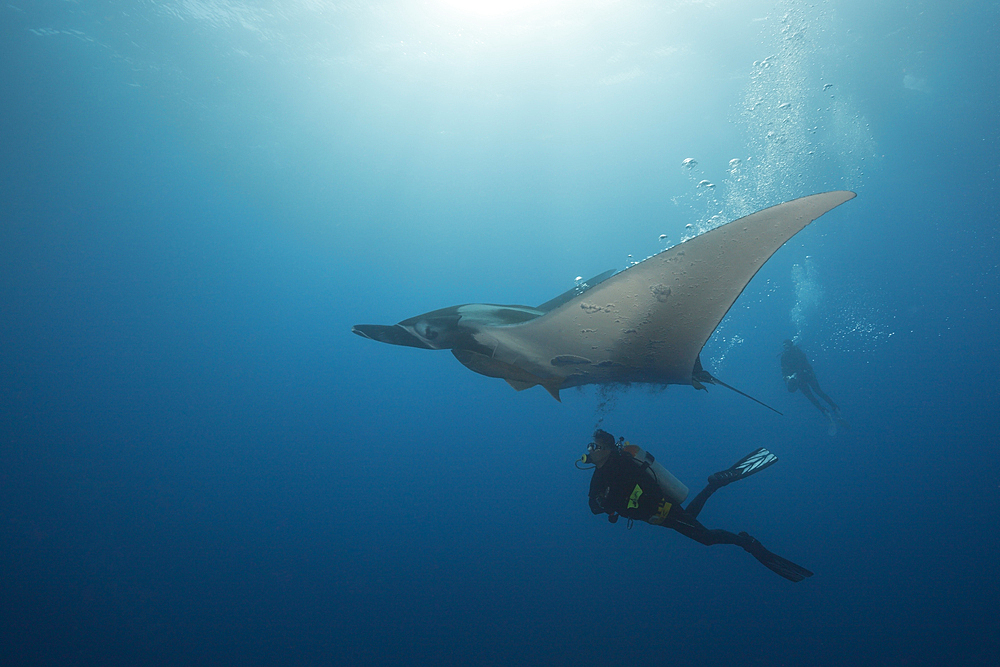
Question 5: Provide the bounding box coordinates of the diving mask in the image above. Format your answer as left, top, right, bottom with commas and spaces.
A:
581, 440, 613, 466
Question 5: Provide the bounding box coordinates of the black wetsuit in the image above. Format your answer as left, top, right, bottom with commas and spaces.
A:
586, 444, 815, 582
588, 450, 744, 547
781, 343, 839, 415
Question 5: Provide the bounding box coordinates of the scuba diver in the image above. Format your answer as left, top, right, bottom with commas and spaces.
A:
580, 429, 813, 582
780, 339, 848, 433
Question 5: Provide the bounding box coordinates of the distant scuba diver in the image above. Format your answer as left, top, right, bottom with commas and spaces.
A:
780, 339, 848, 434
579, 429, 813, 582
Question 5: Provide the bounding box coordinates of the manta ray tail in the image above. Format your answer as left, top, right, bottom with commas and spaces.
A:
693, 369, 783, 416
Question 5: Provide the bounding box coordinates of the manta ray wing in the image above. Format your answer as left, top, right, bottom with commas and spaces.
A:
469, 191, 856, 393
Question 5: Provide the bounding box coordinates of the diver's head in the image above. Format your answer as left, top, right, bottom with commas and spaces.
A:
783, 339, 795, 350
584, 429, 618, 468
593, 429, 615, 449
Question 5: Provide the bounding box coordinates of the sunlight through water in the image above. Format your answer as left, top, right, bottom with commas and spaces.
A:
437, 0, 566, 18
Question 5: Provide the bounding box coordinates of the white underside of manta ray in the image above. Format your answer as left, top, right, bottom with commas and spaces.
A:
353, 191, 856, 405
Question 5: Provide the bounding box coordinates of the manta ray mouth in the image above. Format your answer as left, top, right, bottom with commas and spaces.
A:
351, 324, 434, 350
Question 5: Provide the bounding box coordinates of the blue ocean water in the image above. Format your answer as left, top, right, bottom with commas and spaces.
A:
1, 1, 998, 665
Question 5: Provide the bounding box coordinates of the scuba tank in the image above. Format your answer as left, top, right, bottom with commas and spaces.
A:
622, 442, 689, 504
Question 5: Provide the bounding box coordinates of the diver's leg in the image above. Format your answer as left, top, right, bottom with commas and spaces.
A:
736, 532, 814, 582
685, 447, 779, 519
667, 513, 742, 546
683, 484, 718, 520
666, 514, 813, 581
810, 381, 839, 412
799, 384, 828, 415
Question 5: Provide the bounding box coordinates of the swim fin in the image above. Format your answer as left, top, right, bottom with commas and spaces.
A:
738, 532, 814, 583
707, 447, 778, 487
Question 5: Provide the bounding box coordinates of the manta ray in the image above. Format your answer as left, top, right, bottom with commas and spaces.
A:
353, 191, 855, 405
